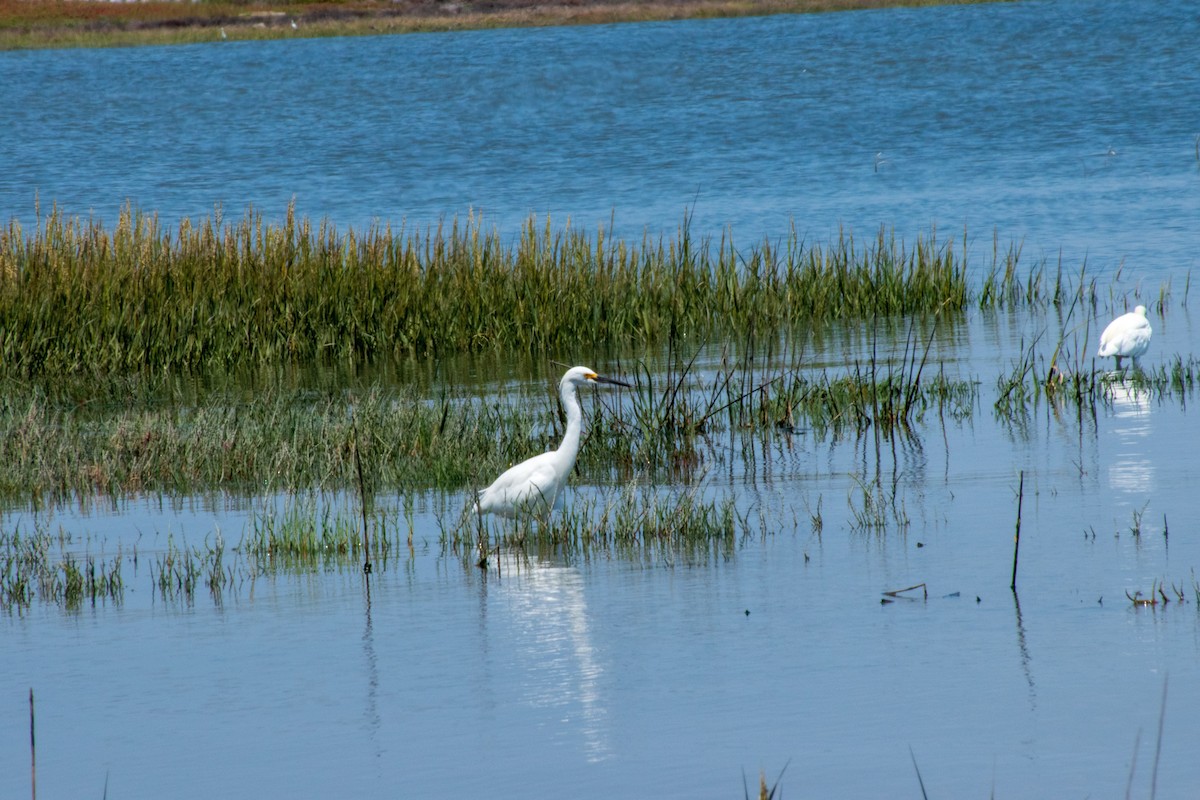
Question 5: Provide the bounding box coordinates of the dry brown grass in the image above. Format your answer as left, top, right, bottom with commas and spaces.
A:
0, 0, 1007, 50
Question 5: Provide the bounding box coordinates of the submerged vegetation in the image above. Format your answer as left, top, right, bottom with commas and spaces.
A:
0, 523, 124, 609
0, 351, 990, 508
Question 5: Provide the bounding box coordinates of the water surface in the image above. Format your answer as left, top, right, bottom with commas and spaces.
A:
3, 1, 1200, 797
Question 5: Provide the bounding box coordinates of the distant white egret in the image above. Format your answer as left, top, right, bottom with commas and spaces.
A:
1097, 304, 1152, 369
475, 366, 631, 520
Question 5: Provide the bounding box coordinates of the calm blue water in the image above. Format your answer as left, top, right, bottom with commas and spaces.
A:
4, 1, 1200, 798
2, 0, 1198, 275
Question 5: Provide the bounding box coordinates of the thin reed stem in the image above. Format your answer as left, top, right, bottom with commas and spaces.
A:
1011, 470, 1024, 590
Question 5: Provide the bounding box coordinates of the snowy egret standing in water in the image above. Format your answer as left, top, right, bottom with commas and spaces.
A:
475, 366, 631, 520
1097, 305, 1152, 369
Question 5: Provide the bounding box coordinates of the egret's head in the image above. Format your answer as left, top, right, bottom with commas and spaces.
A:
1134, 305, 1147, 316
560, 365, 632, 389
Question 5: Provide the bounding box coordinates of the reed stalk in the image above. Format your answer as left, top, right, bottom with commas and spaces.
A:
1011, 470, 1023, 590
29, 687, 35, 800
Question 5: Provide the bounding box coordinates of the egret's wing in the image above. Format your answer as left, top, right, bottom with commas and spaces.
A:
1098, 313, 1152, 357
1097, 316, 1124, 356
476, 452, 560, 517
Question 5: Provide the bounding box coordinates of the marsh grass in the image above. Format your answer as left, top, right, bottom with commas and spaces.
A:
2, 205, 1037, 378
0, 522, 123, 609
0, 335, 1188, 513
996, 340, 1200, 424
2, 482, 760, 608
151, 535, 209, 604
240, 493, 395, 569
454, 481, 751, 563
0, 339, 982, 508
148, 496, 406, 603
0, 378, 547, 505
0, 202, 1185, 516
1120, 356, 1200, 400
848, 476, 910, 534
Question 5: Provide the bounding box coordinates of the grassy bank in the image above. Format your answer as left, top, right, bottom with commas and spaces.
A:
0, 0, 1011, 52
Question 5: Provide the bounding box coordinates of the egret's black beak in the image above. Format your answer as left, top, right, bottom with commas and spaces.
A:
593, 373, 632, 389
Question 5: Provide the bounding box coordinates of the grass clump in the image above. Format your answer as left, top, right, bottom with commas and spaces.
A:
0, 522, 124, 610
459, 481, 751, 564
239, 493, 394, 569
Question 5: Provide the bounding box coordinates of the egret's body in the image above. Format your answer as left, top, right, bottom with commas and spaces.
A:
1097, 305, 1152, 369
475, 366, 630, 520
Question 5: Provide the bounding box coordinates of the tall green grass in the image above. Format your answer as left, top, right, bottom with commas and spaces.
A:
1, 204, 1031, 377
241, 493, 395, 569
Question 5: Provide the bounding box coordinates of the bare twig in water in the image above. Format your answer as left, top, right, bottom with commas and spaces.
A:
1011, 470, 1024, 590
29, 687, 36, 800
883, 583, 928, 599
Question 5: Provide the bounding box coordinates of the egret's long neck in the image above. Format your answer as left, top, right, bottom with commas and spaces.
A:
557, 379, 585, 466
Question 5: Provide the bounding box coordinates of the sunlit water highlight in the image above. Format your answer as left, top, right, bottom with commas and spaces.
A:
3, 0, 1200, 797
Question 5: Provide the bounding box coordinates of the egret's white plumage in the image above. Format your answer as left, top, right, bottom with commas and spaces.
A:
1097, 305, 1152, 368
475, 366, 630, 520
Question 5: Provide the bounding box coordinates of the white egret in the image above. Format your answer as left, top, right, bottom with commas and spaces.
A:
475, 366, 631, 520
1097, 304, 1152, 369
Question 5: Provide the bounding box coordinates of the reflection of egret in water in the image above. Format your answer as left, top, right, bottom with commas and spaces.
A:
1106, 380, 1153, 493
485, 551, 610, 762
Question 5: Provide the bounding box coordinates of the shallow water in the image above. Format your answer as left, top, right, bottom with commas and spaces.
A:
5, 302, 1200, 798
3, 0, 1200, 797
